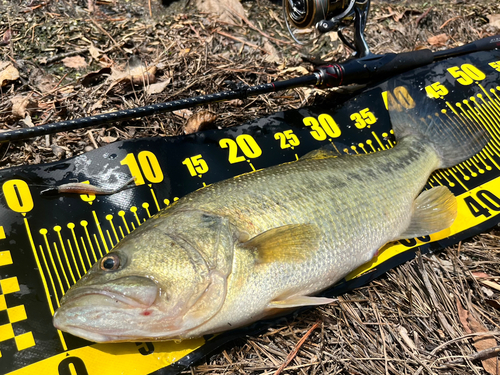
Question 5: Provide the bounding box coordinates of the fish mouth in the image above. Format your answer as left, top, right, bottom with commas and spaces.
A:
60, 275, 158, 308
53, 276, 159, 341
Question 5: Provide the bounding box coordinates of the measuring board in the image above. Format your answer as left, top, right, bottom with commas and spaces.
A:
1, 50, 500, 375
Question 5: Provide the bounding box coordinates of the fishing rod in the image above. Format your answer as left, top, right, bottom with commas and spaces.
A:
1, 34, 499, 143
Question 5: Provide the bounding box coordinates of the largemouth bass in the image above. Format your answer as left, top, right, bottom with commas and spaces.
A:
53, 91, 488, 342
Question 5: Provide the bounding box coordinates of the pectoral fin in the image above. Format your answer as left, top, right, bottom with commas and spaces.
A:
267, 295, 336, 309
398, 186, 457, 239
242, 224, 321, 264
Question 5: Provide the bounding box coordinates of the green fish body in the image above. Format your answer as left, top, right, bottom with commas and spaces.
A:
53, 94, 487, 342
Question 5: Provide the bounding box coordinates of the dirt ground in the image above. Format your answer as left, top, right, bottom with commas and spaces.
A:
1, 0, 500, 374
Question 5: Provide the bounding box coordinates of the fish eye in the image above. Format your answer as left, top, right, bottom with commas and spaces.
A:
100, 253, 120, 271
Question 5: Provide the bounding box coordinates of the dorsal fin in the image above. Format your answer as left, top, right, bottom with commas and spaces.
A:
300, 145, 342, 160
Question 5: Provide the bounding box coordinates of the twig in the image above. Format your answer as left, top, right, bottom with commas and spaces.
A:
216, 30, 267, 53
274, 321, 320, 375
430, 332, 500, 356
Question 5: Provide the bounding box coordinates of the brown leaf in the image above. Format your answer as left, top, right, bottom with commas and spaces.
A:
428, 33, 449, 47
11, 95, 38, 119
456, 298, 472, 334
100, 136, 118, 143
0, 61, 20, 86
488, 14, 500, 29
184, 111, 218, 134
145, 78, 172, 95
34, 71, 59, 92
195, 0, 247, 24
62, 56, 87, 69
106, 58, 157, 94
81, 67, 112, 87
456, 299, 499, 374
173, 109, 193, 119
0, 29, 11, 46
88, 45, 101, 59
472, 272, 492, 279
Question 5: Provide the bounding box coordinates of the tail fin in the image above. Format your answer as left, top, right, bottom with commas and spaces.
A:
387, 83, 489, 169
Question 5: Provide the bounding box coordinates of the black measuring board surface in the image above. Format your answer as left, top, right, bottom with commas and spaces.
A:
1, 50, 500, 375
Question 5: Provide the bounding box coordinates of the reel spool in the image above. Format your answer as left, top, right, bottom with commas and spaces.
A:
283, 0, 371, 57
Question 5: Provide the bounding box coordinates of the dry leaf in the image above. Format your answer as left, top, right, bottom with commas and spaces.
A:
472, 272, 491, 279
88, 45, 101, 59
184, 111, 217, 134
106, 57, 157, 94
263, 41, 281, 64
145, 78, 172, 95
456, 299, 499, 375
279, 66, 309, 76
62, 56, 87, 69
0, 29, 11, 46
173, 108, 193, 119
81, 67, 112, 87
11, 95, 38, 119
0, 62, 20, 86
100, 136, 118, 143
488, 14, 500, 29
195, 0, 247, 24
21, 114, 34, 128
428, 33, 449, 47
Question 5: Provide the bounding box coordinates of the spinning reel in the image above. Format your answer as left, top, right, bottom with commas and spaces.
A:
283, 0, 371, 57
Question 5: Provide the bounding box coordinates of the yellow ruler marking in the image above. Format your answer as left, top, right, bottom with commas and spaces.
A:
366, 139, 376, 152
54, 227, 75, 285
51, 241, 71, 289
150, 188, 160, 212
483, 147, 500, 170
372, 130, 386, 150
467, 159, 482, 175
130, 206, 141, 226
118, 211, 130, 235
448, 169, 468, 191
67, 223, 86, 275
23, 218, 67, 350
93, 233, 104, 257
7, 339, 205, 375
472, 97, 500, 138
106, 214, 120, 244
37, 245, 58, 307
436, 170, 455, 187
142, 202, 151, 218
39, 229, 65, 297
81, 220, 98, 263
92, 211, 109, 254
478, 84, 500, 115
462, 162, 477, 179
473, 154, 488, 172
79, 236, 92, 271
463, 101, 500, 154
106, 231, 115, 248
66, 239, 81, 279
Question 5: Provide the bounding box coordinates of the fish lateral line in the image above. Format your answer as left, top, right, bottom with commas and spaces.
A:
40, 177, 137, 196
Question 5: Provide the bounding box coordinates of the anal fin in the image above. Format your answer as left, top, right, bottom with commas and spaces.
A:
398, 186, 457, 239
267, 295, 336, 310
